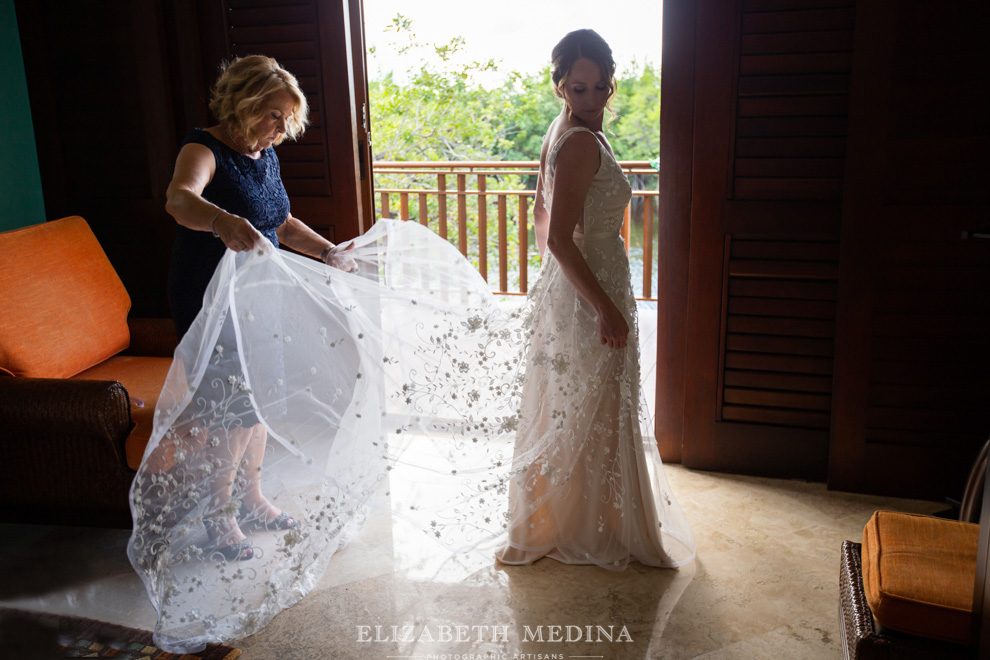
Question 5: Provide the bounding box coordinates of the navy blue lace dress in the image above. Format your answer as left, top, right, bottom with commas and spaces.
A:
167, 129, 290, 339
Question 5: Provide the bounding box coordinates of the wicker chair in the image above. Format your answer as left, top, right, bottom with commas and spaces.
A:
839, 438, 990, 659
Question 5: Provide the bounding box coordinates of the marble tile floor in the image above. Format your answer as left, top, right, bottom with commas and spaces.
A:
0, 466, 944, 659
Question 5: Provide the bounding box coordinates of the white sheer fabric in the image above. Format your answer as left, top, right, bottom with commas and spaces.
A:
128, 130, 694, 653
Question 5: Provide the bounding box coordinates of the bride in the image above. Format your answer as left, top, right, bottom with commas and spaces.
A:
128, 32, 694, 654
494, 29, 694, 568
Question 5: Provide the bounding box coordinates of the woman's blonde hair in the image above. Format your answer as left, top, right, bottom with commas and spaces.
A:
210, 55, 309, 150
551, 29, 618, 126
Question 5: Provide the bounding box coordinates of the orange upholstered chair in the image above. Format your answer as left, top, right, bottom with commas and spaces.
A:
0, 216, 176, 527
838, 441, 990, 659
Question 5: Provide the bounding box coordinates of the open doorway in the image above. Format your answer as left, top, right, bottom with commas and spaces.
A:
359, 0, 664, 297
358, 0, 667, 433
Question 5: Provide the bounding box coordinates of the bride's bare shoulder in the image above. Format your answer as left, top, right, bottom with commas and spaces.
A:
545, 116, 596, 153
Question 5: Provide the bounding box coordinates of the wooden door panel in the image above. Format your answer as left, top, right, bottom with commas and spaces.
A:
828, 0, 990, 499
684, 421, 829, 477
680, 0, 853, 480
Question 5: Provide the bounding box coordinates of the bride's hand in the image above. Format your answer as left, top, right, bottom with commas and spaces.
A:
597, 302, 629, 349
326, 242, 358, 272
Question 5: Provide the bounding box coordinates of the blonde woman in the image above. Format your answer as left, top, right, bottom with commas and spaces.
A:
166, 54, 335, 338
161, 56, 342, 560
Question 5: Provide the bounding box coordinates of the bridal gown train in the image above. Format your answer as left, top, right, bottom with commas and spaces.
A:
128, 129, 694, 653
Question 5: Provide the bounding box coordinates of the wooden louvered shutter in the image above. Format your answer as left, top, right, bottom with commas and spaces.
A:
664, 0, 989, 495
674, 0, 855, 479
198, 0, 372, 241
228, 3, 332, 199
731, 2, 854, 201
718, 238, 839, 430
829, 0, 990, 499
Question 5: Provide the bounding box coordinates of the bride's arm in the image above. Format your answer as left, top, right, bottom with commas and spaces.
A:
544, 132, 629, 350
533, 172, 549, 258
533, 137, 551, 257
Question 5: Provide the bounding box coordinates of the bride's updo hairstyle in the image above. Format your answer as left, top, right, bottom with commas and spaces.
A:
550, 29, 617, 122
210, 55, 309, 151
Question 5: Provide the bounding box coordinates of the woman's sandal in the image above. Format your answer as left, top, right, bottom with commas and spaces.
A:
205, 517, 255, 561
211, 539, 254, 562
239, 502, 297, 531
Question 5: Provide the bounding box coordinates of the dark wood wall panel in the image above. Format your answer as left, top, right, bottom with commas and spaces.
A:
16, 0, 179, 317
732, 0, 855, 201
828, 0, 990, 500
864, 243, 990, 453
879, 4, 989, 206
43, 7, 146, 198
17, 0, 370, 317
861, 0, 990, 494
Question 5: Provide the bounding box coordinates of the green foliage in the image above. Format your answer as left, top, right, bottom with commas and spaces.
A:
611, 60, 662, 160
369, 14, 508, 162
497, 68, 560, 161
367, 17, 661, 296
368, 16, 661, 163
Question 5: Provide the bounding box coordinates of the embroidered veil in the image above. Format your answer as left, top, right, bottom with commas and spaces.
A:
127, 219, 694, 652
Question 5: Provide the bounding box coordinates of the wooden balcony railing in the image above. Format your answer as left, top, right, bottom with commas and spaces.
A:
373, 160, 659, 300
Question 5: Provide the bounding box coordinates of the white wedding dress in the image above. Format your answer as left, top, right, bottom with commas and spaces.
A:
495, 126, 695, 567
127, 129, 694, 653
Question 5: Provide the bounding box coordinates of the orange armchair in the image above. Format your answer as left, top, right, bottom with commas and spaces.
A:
0, 217, 176, 527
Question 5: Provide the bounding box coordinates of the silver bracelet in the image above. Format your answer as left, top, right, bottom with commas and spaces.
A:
210, 210, 223, 237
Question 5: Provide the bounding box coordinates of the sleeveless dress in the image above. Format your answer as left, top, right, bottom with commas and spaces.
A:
167, 129, 289, 339
495, 126, 695, 568
128, 127, 694, 653
166, 130, 291, 437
